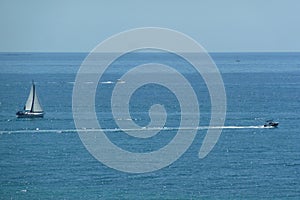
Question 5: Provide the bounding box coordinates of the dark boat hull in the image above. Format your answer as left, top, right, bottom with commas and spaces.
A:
264, 122, 279, 127
16, 111, 44, 118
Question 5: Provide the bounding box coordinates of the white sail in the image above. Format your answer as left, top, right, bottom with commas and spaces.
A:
24, 82, 43, 112
32, 90, 43, 112
25, 84, 34, 111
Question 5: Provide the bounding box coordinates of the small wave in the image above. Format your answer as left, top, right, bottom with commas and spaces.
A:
85, 81, 94, 84
116, 118, 136, 121
100, 81, 114, 84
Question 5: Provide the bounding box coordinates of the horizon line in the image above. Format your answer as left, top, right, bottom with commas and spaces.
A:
0, 50, 300, 54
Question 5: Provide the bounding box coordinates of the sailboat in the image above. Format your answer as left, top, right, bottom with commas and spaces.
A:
16, 81, 44, 118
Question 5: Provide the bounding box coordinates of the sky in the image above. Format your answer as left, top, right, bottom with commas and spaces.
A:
0, 0, 299, 52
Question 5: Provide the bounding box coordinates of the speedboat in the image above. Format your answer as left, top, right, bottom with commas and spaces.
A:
264, 120, 279, 127
116, 79, 125, 84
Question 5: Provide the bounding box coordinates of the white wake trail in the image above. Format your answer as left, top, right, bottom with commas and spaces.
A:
0, 125, 273, 135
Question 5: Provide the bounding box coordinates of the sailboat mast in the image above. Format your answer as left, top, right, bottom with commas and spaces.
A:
30, 82, 35, 112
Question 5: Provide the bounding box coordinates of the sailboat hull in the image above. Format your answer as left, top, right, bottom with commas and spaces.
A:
16, 111, 44, 118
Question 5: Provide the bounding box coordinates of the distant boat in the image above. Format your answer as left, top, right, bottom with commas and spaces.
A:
116, 79, 125, 84
16, 81, 44, 118
264, 120, 279, 127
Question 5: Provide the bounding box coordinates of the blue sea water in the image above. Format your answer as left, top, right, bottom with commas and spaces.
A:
0, 52, 299, 199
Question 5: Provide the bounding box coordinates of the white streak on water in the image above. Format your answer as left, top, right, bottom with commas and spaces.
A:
0, 125, 274, 135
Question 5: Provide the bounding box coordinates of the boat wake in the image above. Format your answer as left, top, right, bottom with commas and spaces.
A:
0, 125, 273, 135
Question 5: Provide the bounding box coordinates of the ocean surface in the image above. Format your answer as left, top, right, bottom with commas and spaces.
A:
0, 52, 299, 199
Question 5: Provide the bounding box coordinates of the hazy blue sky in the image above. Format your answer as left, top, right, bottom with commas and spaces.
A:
0, 0, 299, 52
